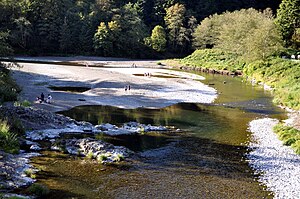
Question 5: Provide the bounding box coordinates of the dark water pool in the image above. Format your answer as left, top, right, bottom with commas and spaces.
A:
31, 71, 286, 199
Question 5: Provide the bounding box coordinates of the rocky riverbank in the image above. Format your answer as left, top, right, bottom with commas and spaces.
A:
247, 118, 300, 199
0, 105, 176, 196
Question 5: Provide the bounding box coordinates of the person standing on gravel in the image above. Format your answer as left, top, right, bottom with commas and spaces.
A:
41, 92, 45, 102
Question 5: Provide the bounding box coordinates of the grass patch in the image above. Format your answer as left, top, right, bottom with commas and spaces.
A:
0, 120, 20, 154
113, 154, 125, 162
97, 154, 108, 163
86, 151, 94, 159
274, 123, 300, 154
24, 168, 36, 179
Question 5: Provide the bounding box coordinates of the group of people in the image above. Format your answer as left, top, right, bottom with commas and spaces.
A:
36, 92, 52, 104
144, 72, 151, 77
124, 85, 131, 91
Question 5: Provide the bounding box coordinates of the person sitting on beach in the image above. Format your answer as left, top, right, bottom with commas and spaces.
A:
46, 94, 52, 104
36, 97, 42, 103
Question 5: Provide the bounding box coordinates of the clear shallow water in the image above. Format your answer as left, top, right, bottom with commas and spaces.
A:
30, 71, 286, 199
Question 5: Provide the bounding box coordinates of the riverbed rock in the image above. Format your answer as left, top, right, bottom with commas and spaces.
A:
0, 104, 75, 130
0, 151, 40, 191
95, 122, 170, 136
64, 138, 132, 163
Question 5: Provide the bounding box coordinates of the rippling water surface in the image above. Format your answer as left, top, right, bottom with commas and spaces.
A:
31, 71, 286, 199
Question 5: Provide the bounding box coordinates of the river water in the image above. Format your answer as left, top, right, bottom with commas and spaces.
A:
31, 71, 286, 198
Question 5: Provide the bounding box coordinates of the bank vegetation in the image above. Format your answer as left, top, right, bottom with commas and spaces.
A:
175, 1, 300, 154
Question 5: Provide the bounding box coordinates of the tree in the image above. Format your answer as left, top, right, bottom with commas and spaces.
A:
10, 17, 32, 49
150, 25, 167, 52
193, 9, 283, 61
164, 3, 186, 52
192, 14, 222, 49
59, 18, 72, 53
275, 0, 300, 47
93, 22, 112, 56
0, 32, 13, 56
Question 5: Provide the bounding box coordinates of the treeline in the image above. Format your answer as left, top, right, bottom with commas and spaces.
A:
0, 0, 280, 58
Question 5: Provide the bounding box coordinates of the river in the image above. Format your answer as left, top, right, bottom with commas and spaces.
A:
30, 71, 286, 198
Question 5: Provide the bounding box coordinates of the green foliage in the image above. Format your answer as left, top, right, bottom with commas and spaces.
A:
0, 64, 21, 103
24, 168, 36, 179
0, 120, 20, 154
164, 3, 188, 52
0, 32, 13, 56
93, 22, 112, 56
113, 154, 124, 162
275, 0, 300, 47
14, 100, 31, 107
193, 8, 283, 61
180, 49, 243, 72
0, 0, 282, 57
86, 151, 94, 159
150, 25, 167, 52
274, 123, 300, 154
97, 154, 108, 163
27, 184, 50, 197
243, 58, 300, 110
179, 46, 300, 110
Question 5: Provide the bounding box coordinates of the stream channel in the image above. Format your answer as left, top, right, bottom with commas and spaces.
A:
30, 71, 286, 199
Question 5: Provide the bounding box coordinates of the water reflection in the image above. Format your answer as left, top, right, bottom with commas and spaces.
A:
59, 102, 261, 146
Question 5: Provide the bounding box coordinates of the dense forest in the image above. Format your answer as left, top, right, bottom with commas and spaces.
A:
0, 0, 282, 58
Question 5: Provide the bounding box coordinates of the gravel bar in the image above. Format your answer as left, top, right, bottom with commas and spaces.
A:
247, 118, 300, 199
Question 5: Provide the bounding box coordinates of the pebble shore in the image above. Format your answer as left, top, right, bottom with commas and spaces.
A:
247, 118, 300, 199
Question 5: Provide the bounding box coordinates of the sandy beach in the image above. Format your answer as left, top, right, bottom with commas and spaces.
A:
10, 58, 217, 112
